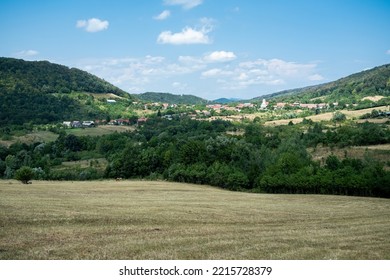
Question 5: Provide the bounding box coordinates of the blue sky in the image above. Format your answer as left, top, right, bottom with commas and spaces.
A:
1, 0, 390, 100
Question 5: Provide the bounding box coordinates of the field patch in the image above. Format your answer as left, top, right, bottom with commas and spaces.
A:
264, 106, 390, 126
65, 125, 134, 136
0, 131, 59, 147
0, 180, 389, 260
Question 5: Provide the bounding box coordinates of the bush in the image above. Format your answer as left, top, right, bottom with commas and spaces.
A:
14, 166, 34, 184
332, 111, 346, 122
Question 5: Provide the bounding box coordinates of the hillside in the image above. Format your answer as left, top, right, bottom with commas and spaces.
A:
134, 92, 207, 105
212, 97, 242, 104
255, 63, 390, 103
0, 57, 128, 96
0, 57, 133, 126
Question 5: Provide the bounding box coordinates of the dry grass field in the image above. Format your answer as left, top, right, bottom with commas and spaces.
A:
308, 144, 390, 169
0, 180, 389, 260
264, 106, 390, 126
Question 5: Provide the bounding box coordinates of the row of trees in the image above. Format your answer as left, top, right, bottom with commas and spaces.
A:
1, 118, 389, 197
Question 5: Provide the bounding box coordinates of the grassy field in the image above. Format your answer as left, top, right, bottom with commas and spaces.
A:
65, 125, 134, 137
308, 144, 390, 169
0, 131, 59, 147
0, 180, 389, 260
264, 106, 390, 126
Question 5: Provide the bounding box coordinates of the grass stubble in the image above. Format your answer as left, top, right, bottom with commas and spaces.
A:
0, 180, 389, 260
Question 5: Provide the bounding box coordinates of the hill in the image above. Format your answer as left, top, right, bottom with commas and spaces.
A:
0, 57, 128, 96
0, 57, 132, 126
212, 97, 242, 104
254, 63, 390, 103
134, 92, 207, 105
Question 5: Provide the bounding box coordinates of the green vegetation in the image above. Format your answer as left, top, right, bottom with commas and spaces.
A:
134, 92, 207, 104
258, 63, 390, 105
0, 57, 128, 96
1, 180, 389, 260
0, 57, 137, 126
1, 117, 389, 197
0, 57, 389, 198
14, 166, 34, 184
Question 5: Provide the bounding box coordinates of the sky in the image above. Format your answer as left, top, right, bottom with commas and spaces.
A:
1, 0, 390, 100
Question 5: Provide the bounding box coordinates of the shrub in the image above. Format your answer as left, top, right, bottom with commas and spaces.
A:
14, 166, 34, 184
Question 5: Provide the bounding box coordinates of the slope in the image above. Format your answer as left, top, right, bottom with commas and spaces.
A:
0, 57, 128, 96
134, 92, 208, 105
255, 63, 390, 103
0, 57, 132, 126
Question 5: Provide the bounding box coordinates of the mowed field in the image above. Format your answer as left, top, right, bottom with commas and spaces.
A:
0, 180, 389, 260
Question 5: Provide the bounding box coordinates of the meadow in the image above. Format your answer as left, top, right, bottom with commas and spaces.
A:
0, 180, 389, 260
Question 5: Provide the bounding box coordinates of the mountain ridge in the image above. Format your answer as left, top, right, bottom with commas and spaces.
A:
0, 57, 129, 97
252, 63, 390, 102
133, 92, 207, 105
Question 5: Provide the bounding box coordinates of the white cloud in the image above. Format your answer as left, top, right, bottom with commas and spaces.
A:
164, 0, 203, 10
201, 68, 233, 77
308, 74, 325, 81
201, 68, 222, 77
76, 18, 109, 32
386, 49, 390, 55
178, 55, 204, 64
240, 59, 317, 76
201, 58, 322, 91
172, 81, 188, 91
154, 10, 171, 20
14, 50, 39, 58
157, 27, 211, 45
75, 55, 323, 98
204, 51, 237, 62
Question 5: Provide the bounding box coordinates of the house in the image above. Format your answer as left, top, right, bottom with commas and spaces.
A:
63, 121, 72, 128
116, 119, 130, 125
72, 121, 82, 128
202, 110, 211, 117
300, 104, 318, 109
107, 99, 117, 103
82, 121, 95, 127
274, 102, 287, 109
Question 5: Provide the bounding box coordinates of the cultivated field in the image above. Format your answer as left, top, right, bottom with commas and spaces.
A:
0, 180, 389, 260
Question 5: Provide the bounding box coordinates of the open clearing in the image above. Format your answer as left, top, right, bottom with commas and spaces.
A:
0, 180, 389, 260
65, 125, 134, 137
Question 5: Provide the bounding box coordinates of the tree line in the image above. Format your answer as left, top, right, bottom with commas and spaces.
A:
0, 118, 389, 198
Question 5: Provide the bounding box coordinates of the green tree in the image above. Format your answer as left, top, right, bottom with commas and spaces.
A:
15, 166, 34, 184
332, 111, 346, 122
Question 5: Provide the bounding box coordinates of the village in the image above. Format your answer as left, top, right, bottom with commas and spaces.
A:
60, 98, 343, 129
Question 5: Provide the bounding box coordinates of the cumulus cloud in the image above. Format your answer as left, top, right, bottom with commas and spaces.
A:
308, 74, 325, 81
204, 51, 237, 62
201, 68, 233, 77
164, 0, 203, 10
157, 27, 211, 45
76, 18, 109, 32
201, 58, 323, 91
154, 10, 171, 20
14, 50, 39, 58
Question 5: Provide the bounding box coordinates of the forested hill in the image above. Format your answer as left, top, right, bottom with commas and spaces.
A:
134, 92, 208, 104
0, 57, 128, 96
255, 63, 390, 102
